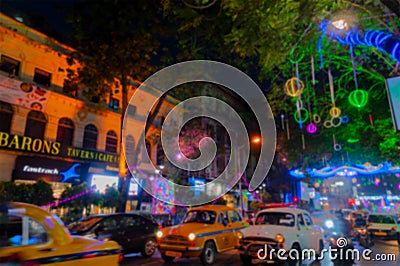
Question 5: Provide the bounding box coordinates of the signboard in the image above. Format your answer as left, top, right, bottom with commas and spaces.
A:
0, 76, 50, 111
188, 177, 205, 197
13, 156, 84, 183
0, 131, 119, 164
386, 77, 400, 131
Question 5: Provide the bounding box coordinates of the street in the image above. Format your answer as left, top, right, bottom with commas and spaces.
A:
121, 239, 399, 265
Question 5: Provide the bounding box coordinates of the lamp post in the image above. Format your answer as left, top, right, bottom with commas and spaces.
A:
237, 136, 261, 217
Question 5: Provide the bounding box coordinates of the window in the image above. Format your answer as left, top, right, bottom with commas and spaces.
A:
109, 97, 120, 111
83, 124, 98, 149
0, 55, 20, 76
33, 68, 51, 87
156, 144, 164, 165
25, 110, 47, 138
56, 118, 74, 146
125, 135, 135, 157
123, 215, 142, 228
297, 214, 305, 226
105, 130, 118, 153
218, 211, 228, 225
0, 101, 13, 133
0, 216, 48, 247
228, 210, 242, 223
303, 213, 313, 226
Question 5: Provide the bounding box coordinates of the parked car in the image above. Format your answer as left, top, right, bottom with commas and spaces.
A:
366, 213, 400, 244
68, 212, 159, 257
156, 205, 248, 265
0, 202, 121, 265
238, 207, 324, 265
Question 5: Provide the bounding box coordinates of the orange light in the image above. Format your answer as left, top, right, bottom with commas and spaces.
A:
251, 137, 261, 144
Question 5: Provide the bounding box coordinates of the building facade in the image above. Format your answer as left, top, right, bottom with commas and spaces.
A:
0, 13, 178, 209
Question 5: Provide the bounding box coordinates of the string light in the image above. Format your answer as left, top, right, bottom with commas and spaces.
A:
41, 187, 96, 208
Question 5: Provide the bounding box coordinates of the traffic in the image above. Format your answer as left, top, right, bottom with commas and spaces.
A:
1, 202, 399, 265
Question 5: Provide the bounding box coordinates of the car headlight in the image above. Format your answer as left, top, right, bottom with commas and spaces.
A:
236, 231, 243, 240
275, 234, 285, 243
325, 219, 334, 229
156, 231, 163, 238
188, 233, 196, 241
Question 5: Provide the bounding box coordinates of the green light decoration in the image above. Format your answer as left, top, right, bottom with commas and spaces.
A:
289, 45, 305, 64
294, 107, 309, 123
347, 138, 360, 143
348, 89, 369, 108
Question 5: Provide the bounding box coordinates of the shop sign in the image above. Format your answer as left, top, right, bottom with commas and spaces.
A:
0, 76, 50, 111
14, 156, 83, 183
0, 131, 119, 164
64, 147, 119, 163
0, 131, 60, 155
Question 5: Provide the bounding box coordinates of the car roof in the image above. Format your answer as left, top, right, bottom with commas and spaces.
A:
189, 205, 238, 212
257, 207, 308, 215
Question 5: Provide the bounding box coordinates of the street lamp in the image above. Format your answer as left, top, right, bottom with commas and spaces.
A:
237, 136, 261, 216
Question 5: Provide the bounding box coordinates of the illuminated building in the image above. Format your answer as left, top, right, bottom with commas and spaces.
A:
0, 13, 178, 206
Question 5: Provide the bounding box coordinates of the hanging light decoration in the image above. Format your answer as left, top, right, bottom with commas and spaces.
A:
348, 44, 369, 108
307, 123, 317, 134
284, 77, 304, 97
348, 89, 369, 107
294, 107, 309, 123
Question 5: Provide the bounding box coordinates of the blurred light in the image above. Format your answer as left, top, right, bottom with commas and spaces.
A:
332, 19, 348, 30
252, 137, 261, 144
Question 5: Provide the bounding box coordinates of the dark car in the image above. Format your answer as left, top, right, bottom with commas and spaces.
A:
68, 213, 160, 257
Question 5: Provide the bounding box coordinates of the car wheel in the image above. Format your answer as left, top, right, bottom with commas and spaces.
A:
240, 254, 252, 265
287, 244, 302, 266
161, 253, 175, 263
141, 238, 156, 258
200, 241, 216, 265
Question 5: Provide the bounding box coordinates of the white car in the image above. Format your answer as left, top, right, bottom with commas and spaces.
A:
367, 213, 400, 244
237, 208, 324, 265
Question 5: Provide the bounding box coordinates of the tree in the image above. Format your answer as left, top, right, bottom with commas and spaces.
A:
163, 0, 400, 168
31, 179, 54, 206
64, 0, 173, 211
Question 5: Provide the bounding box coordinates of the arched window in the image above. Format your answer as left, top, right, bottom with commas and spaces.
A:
156, 143, 164, 165
56, 118, 74, 146
83, 124, 98, 149
125, 135, 135, 158
0, 101, 13, 133
141, 140, 151, 162
25, 110, 47, 139
105, 130, 118, 153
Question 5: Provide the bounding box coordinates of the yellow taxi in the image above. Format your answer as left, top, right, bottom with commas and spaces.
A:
0, 202, 121, 265
156, 205, 248, 265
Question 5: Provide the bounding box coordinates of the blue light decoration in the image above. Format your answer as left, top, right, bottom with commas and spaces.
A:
290, 162, 400, 179
319, 20, 400, 62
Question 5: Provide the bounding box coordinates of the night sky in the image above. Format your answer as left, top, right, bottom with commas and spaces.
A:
2, 0, 75, 44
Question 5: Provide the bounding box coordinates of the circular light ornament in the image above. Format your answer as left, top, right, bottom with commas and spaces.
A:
289, 45, 305, 64
329, 106, 341, 118
306, 123, 317, 134
156, 231, 163, 238
284, 77, 304, 97
348, 89, 369, 108
294, 108, 309, 123
341, 115, 350, 124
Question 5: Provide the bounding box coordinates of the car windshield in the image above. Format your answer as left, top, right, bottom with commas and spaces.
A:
183, 210, 216, 224
68, 216, 102, 231
255, 212, 295, 227
368, 215, 395, 224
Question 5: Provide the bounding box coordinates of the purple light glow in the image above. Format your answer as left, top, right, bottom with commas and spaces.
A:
306, 123, 317, 134
41, 187, 95, 208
